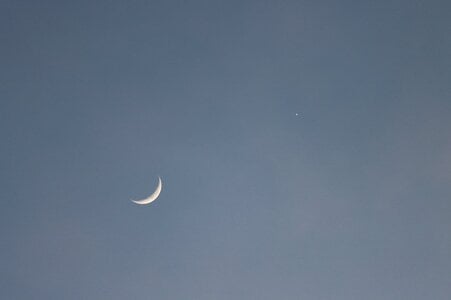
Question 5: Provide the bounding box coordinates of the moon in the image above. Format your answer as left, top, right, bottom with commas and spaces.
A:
131, 177, 162, 205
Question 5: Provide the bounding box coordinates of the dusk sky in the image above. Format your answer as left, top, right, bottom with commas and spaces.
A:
1, 0, 451, 299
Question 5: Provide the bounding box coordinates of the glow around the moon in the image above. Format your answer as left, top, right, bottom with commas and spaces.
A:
131, 177, 162, 205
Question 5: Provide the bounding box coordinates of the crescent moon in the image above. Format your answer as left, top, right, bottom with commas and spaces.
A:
131, 177, 162, 205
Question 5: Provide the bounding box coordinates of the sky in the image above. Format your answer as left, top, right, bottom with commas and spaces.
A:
1, 0, 451, 299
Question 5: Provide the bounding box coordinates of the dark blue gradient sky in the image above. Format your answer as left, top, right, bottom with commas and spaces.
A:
1, 0, 451, 299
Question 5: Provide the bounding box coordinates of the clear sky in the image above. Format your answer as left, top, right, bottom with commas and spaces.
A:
1, 0, 451, 299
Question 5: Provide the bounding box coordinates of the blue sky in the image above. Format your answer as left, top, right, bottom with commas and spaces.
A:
1, 0, 451, 299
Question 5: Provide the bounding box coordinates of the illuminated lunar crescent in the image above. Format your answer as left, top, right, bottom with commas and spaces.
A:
131, 177, 162, 205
